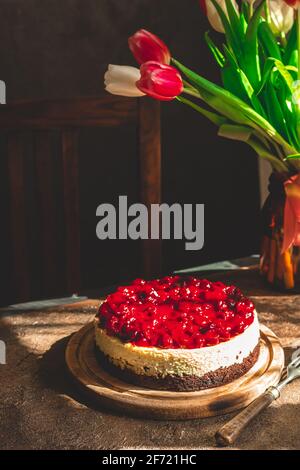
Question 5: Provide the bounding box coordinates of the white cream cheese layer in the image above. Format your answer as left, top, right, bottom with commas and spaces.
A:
95, 312, 260, 378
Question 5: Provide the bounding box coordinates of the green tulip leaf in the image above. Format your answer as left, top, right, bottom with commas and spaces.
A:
283, 22, 297, 65
238, 69, 267, 117
239, 12, 248, 35
210, 0, 240, 59
198, 87, 254, 126
218, 124, 253, 141
222, 46, 250, 102
225, 0, 244, 41
242, 0, 266, 90
204, 32, 225, 67
273, 59, 294, 93
257, 58, 276, 95
288, 50, 298, 69
258, 21, 282, 61
286, 65, 298, 73
241, 0, 250, 24
177, 95, 228, 126
258, 58, 295, 96
263, 81, 290, 142
245, 0, 266, 43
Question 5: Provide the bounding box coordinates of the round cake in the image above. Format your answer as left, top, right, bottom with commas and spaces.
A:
94, 276, 260, 391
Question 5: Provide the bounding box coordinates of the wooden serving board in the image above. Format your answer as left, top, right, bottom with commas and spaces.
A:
65, 323, 284, 420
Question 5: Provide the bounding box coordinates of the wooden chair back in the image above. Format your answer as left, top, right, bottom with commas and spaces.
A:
0, 95, 161, 304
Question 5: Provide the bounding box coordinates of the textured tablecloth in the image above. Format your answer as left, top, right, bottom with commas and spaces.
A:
1, 269, 300, 450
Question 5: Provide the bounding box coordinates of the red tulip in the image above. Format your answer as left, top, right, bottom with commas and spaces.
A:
128, 29, 171, 65
136, 61, 183, 101
283, 0, 300, 7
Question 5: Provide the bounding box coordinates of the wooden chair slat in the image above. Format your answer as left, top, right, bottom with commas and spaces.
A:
35, 132, 58, 295
7, 133, 30, 300
62, 130, 81, 293
139, 98, 162, 278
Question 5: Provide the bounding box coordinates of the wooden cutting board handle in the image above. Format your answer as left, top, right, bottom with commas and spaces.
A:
215, 386, 280, 447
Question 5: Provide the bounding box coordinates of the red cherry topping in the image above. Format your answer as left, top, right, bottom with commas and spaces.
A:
96, 276, 255, 349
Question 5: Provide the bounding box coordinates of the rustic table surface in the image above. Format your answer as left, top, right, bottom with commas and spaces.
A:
1, 269, 300, 450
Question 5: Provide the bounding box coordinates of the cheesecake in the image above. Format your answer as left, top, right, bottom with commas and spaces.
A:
94, 276, 260, 391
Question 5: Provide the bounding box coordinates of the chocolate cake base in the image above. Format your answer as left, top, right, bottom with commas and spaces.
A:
95, 343, 260, 392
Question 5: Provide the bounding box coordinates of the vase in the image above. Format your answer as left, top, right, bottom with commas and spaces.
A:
260, 172, 300, 291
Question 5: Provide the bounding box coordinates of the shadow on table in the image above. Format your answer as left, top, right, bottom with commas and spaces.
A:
39, 335, 90, 409
38, 334, 126, 417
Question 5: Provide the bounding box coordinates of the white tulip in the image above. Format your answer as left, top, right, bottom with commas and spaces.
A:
204, 0, 239, 34
244, 0, 294, 35
104, 64, 145, 97
268, 0, 294, 36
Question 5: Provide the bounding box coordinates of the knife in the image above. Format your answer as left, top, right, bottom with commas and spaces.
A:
215, 347, 300, 447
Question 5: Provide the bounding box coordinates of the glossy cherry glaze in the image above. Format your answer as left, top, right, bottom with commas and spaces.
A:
96, 276, 255, 349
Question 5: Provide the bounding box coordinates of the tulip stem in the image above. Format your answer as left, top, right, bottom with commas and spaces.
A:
280, 32, 287, 48
183, 87, 201, 99
249, 3, 253, 19
264, 1, 271, 25
183, 80, 199, 93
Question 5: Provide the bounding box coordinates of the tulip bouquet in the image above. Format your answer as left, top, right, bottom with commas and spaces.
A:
105, 0, 300, 170
104, 0, 300, 290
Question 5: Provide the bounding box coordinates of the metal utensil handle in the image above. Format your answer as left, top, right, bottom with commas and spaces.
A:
215, 386, 280, 447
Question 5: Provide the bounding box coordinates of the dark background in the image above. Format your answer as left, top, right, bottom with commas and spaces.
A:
0, 0, 260, 304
